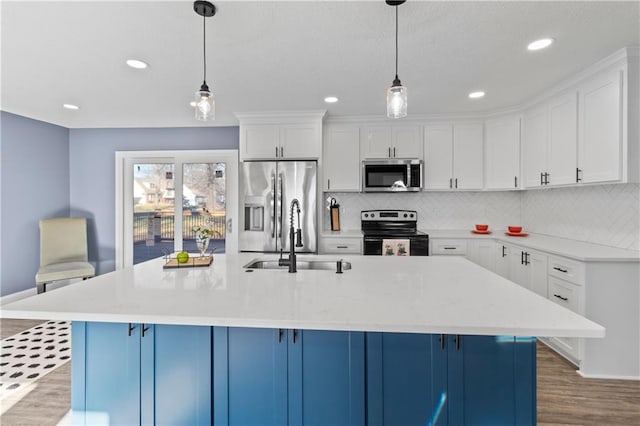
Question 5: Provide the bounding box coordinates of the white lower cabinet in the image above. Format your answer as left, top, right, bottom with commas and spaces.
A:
547, 276, 583, 362
430, 239, 467, 255
493, 242, 510, 279
319, 235, 362, 254
466, 239, 495, 271
507, 245, 548, 298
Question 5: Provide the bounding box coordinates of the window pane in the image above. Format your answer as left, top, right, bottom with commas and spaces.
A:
182, 162, 226, 255
133, 163, 175, 264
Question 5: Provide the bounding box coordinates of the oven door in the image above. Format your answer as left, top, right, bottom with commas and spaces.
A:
363, 236, 429, 256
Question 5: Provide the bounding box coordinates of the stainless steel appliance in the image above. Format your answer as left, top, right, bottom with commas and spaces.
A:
361, 209, 429, 256
362, 159, 422, 192
240, 161, 317, 253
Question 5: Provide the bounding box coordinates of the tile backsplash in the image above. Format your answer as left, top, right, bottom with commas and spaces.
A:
323, 191, 521, 232
522, 183, 640, 251
325, 183, 640, 251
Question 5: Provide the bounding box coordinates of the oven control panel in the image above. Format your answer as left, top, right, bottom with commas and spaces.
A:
361, 210, 417, 221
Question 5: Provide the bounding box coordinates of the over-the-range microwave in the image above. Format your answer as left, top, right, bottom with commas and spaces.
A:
362, 159, 423, 192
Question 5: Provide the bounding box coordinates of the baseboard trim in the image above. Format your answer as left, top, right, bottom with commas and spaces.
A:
577, 370, 640, 381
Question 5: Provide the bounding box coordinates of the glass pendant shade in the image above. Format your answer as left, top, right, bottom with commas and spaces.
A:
195, 83, 215, 121
387, 79, 407, 119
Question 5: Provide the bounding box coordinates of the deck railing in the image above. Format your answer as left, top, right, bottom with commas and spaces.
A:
133, 212, 226, 243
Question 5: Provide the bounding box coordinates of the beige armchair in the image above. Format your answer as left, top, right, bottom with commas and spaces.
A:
35, 217, 95, 294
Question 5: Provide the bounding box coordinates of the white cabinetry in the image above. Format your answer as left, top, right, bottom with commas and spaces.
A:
319, 235, 362, 254
493, 242, 510, 279
238, 112, 325, 161
466, 239, 495, 271
430, 239, 467, 255
506, 244, 548, 298
323, 126, 360, 191
360, 126, 422, 159
424, 124, 483, 190
485, 116, 521, 190
522, 92, 578, 188
578, 68, 624, 184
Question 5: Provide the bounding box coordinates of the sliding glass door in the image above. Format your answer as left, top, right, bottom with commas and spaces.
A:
116, 150, 238, 269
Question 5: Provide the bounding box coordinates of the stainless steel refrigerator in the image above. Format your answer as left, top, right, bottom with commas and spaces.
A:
240, 161, 317, 253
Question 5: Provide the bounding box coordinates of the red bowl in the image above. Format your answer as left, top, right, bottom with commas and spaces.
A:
475, 224, 489, 231
508, 226, 522, 233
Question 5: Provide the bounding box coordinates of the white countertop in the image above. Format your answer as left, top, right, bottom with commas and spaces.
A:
425, 230, 640, 262
1, 254, 604, 338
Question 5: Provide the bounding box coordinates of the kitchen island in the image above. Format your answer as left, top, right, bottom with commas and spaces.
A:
2, 254, 604, 426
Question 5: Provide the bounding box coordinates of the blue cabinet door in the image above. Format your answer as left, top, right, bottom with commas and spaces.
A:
289, 329, 365, 426
72, 321, 141, 426
366, 333, 447, 426
447, 335, 536, 426
142, 324, 212, 426
213, 327, 288, 426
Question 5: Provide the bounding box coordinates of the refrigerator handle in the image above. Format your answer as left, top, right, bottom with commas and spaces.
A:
271, 174, 276, 239
279, 173, 284, 241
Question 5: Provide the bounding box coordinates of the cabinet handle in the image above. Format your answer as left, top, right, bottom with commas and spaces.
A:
292, 329, 298, 344
502, 245, 506, 258
393, 147, 396, 157
275, 146, 279, 158
336, 245, 348, 249
455, 178, 458, 188
553, 266, 568, 273
454, 335, 461, 351
327, 179, 330, 190
514, 176, 518, 188
439, 334, 446, 350
553, 294, 569, 302
540, 172, 544, 186
449, 178, 453, 189
443, 247, 456, 250
280, 147, 284, 157
128, 323, 135, 337
388, 147, 391, 158
278, 328, 284, 343
142, 323, 150, 338
521, 251, 524, 265
545, 172, 550, 185
576, 168, 582, 183
524, 252, 530, 265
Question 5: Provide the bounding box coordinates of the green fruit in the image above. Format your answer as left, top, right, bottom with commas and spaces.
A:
176, 251, 189, 264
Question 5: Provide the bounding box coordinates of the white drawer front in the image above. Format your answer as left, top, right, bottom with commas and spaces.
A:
320, 238, 362, 254
548, 276, 581, 313
548, 255, 585, 285
431, 239, 467, 255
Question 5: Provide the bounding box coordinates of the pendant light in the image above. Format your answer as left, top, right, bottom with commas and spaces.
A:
193, 1, 216, 121
386, 0, 407, 119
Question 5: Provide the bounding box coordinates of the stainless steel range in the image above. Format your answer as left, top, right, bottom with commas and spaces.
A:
361, 210, 429, 256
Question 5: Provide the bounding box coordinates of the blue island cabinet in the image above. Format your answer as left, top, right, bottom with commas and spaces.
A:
212, 327, 366, 426
71, 322, 212, 426
366, 333, 536, 426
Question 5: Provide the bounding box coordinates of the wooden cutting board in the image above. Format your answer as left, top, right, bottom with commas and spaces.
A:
163, 256, 213, 269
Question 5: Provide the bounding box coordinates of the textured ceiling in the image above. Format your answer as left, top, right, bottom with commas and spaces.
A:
1, 1, 638, 128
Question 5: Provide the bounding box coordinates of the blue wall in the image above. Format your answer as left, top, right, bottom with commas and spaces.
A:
0, 112, 239, 296
69, 127, 239, 275
0, 112, 70, 296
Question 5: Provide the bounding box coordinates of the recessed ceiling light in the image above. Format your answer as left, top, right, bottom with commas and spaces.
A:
189, 101, 196, 107
62, 104, 80, 110
527, 38, 554, 51
126, 59, 148, 69
324, 96, 339, 103
468, 91, 485, 99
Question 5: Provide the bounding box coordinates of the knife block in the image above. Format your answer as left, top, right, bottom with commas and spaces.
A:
330, 203, 340, 231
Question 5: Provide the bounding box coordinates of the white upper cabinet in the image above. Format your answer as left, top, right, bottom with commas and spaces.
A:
578, 68, 623, 184
485, 116, 521, 190
522, 92, 578, 188
360, 125, 422, 159
323, 125, 360, 191
424, 123, 483, 190
237, 112, 325, 161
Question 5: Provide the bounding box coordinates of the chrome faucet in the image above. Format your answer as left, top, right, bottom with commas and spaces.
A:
279, 198, 303, 272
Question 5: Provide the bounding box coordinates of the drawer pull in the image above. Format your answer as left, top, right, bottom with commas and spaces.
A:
336, 245, 348, 249
443, 247, 456, 250
553, 294, 569, 302
553, 267, 568, 273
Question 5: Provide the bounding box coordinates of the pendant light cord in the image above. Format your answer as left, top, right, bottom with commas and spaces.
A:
202, 13, 207, 84
394, 4, 398, 79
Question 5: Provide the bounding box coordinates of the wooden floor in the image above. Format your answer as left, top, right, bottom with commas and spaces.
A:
1, 318, 639, 425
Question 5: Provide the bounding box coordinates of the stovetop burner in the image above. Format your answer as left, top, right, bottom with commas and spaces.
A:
361, 209, 420, 235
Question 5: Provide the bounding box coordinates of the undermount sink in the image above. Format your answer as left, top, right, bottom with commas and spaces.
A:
243, 258, 351, 271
